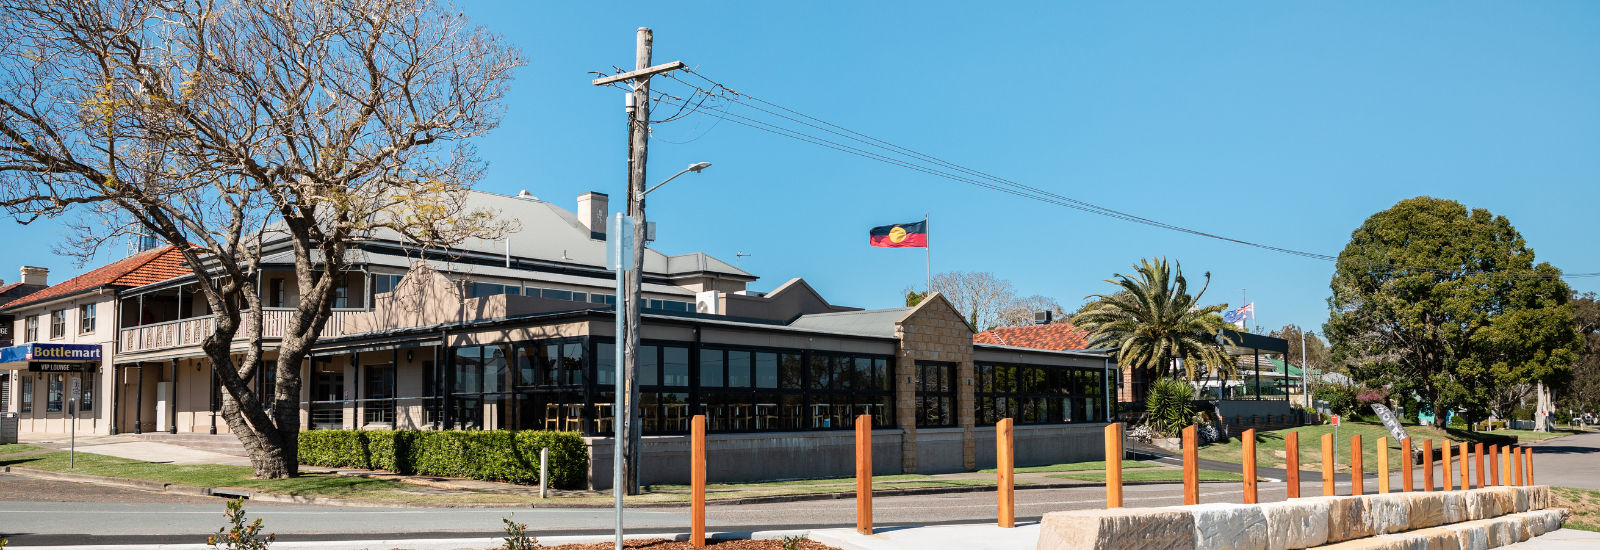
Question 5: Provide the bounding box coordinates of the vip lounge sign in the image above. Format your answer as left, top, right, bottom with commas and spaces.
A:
1369, 404, 1411, 442
29, 362, 86, 372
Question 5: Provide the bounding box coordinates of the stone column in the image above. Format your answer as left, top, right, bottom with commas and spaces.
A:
896, 345, 918, 474
958, 354, 976, 471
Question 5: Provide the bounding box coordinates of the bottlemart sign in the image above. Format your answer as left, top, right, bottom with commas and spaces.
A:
0, 343, 103, 365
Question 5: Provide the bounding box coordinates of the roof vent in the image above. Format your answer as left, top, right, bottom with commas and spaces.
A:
516, 190, 537, 200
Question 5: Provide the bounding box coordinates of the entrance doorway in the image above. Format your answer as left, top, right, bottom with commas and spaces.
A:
312, 371, 344, 429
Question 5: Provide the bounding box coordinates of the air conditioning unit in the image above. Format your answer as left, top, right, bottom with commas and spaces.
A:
1034, 310, 1053, 325
695, 291, 722, 315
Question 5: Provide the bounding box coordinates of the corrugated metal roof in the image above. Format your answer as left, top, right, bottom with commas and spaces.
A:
786, 308, 912, 338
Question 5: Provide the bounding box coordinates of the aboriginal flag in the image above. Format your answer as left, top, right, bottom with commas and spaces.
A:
869, 221, 927, 248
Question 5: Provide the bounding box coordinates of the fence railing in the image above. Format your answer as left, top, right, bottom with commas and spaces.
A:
118, 309, 358, 354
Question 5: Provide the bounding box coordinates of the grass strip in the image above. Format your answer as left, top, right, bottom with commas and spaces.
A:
1554, 486, 1600, 533
1050, 470, 1245, 483
0, 444, 43, 455
977, 460, 1162, 474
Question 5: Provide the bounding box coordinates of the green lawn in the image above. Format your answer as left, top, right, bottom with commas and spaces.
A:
0, 451, 424, 499
978, 460, 1162, 474
1198, 419, 1577, 473
1554, 486, 1600, 533
1049, 470, 1246, 483
0, 444, 42, 455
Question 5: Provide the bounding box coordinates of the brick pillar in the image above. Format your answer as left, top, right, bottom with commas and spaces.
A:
958, 356, 975, 471
896, 347, 918, 474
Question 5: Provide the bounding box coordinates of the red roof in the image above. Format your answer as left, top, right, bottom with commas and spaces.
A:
974, 323, 1092, 351
0, 282, 26, 295
4, 246, 189, 310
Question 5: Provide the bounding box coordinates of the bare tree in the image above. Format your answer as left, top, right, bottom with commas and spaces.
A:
996, 294, 1065, 328
0, 0, 521, 478
928, 271, 1016, 331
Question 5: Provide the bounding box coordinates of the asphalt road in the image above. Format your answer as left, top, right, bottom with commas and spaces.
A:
3, 430, 1593, 546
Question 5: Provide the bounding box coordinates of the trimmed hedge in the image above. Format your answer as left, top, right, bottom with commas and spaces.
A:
298, 429, 588, 489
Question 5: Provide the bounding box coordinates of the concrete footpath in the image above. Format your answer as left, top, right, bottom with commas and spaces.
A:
5, 525, 1596, 549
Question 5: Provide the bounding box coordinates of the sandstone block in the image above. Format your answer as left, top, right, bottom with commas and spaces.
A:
1509, 487, 1529, 513
1037, 507, 1196, 550
1365, 494, 1412, 535
1312, 537, 1410, 550
1439, 492, 1467, 524
1304, 496, 1374, 543
1260, 499, 1330, 550
1174, 503, 1269, 550
1472, 516, 1521, 547
1440, 522, 1488, 550
1387, 527, 1464, 550
1403, 492, 1446, 531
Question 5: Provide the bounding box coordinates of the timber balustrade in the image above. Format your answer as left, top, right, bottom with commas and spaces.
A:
119, 309, 358, 353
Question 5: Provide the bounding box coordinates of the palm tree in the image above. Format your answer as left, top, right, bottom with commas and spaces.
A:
1073, 258, 1235, 399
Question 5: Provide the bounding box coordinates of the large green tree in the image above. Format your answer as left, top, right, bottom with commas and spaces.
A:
1074, 258, 1234, 398
1324, 197, 1580, 428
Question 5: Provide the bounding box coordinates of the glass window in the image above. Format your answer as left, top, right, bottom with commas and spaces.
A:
538, 344, 560, 387
516, 347, 535, 387
640, 345, 659, 385
700, 350, 724, 388
542, 288, 573, 301
780, 353, 804, 389
50, 310, 66, 339
484, 346, 509, 393
591, 293, 616, 305
562, 343, 583, 385
25, 315, 38, 342
79, 372, 93, 411
47, 373, 63, 412
662, 346, 689, 386
453, 347, 483, 394
572, 292, 587, 303
914, 362, 955, 427
727, 351, 752, 388
473, 283, 504, 298
595, 343, 616, 386
808, 355, 830, 389
79, 304, 96, 333
22, 375, 33, 412
754, 353, 778, 388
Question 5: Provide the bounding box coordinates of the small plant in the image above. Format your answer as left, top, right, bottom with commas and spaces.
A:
781, 534, 809, 550
207, 499, 273, 550
1146, 378, 1196, 436
502, 514, 536, 550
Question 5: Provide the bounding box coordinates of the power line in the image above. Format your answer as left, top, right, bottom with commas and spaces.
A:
614, 69, 1600, 280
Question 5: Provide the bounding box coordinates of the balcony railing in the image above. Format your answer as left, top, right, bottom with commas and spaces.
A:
118, 309, 358, 354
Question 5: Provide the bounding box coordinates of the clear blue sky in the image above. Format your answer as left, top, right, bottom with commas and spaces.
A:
4, 1, 1598, 336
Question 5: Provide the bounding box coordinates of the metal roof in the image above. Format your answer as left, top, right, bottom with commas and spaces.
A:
786, 308, 912, 338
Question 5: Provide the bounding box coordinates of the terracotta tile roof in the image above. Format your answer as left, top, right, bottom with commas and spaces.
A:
3, 246, 188, 310
974, 323, 1092, 351
0, 282, 25, 295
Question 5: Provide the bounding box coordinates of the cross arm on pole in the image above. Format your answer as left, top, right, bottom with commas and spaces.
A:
591, 61, 687, 86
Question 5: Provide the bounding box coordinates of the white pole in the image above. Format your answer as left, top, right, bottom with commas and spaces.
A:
540, 447, 549, 499
924, 213, 930, 293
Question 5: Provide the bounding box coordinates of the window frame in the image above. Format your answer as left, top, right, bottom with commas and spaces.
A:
975, 362, 1109, 425
913, 361, 957, 428
24, 315, 38, 342
79, 303, 96, 334
49, 309, 67, 339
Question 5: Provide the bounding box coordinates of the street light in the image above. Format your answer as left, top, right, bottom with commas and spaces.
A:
639, 162, 712, 200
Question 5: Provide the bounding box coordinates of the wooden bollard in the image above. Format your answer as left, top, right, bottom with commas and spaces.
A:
1422, 440, 1433, 491
1106, 422, 1124, 508
1183, 424, 1199, 505
1285, 431, 1300, 499
1243, 428, 1258, 504
1475, 443, 1485, 489
691, 414, 707, 546
856, 414, 872, 535
1489, 444, 1500, 486
1377, 437, 1390, 494
998, 418, 1015, 528
1525, 448, 1534, 485
1351, 435, 1364, 496
1442, 440, 1453, 491
1321, 433, 1335, 496
1459, 443, 1469, 490
1401, 437, 1413, 492
1512, 446, 1523, 486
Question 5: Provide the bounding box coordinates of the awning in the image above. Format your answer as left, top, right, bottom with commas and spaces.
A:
0, 343, 106, 370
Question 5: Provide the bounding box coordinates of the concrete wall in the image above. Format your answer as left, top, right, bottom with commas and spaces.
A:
584, 429, 905, 490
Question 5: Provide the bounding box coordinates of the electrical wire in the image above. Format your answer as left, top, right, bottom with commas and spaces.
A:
604, 68, 1600, 280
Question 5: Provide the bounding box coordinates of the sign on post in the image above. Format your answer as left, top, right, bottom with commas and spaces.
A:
606, 215, 636, 271
1331, 414, 1340, 426
71, 376, 82, 402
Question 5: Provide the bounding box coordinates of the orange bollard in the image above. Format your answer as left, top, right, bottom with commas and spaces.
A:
1513, 446, 1523, 486
1525, 448, 1534, 485
1442, 440, 1453, 491
1459, 443, 1469, 490
1401, 438, 1413, 492
1423, 440, 1434, 492
1286, 431, 1301, 499
1476, 443, 1485, 489
1489, 444, 1500, 486
691, 414, 706, 546
856, 414, 873, 535
1500, 445, 1511, 486
998, 418, 1015, 528
1351, 435, 1365, 496
1106, 422, 1123, 508
1321, 433, 1335, 497
1243, 428, 1258, 504
1183, 425, 1199, 505
1378, 437, 1391, 494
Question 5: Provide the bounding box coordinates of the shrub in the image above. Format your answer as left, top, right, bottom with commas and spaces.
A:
1146, 378, 1196, 436
298, 429, 589, 489
1315, 385, 1362, 417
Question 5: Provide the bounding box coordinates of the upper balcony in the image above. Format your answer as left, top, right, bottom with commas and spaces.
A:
117, 308, 359, 355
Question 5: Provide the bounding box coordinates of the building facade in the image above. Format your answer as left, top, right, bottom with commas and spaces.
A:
2, 190, 1115, 487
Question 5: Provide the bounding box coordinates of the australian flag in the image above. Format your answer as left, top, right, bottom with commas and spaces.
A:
1223, 303, 1254, 329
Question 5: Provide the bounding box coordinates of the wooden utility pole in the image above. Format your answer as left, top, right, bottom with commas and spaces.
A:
591, 27, 686, 495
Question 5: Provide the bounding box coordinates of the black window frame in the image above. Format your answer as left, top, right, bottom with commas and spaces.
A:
695, 346, 895, 434
975, 362, 1110, 425
913, 361, 956, 428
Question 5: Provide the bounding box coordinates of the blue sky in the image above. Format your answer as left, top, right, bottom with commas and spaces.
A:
4, 1, 1598, 336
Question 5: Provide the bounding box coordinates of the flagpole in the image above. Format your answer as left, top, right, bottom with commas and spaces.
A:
925, 213, 930, 293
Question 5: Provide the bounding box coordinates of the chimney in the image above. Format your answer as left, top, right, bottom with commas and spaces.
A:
20, 266, 47, 286
577, 192, 609, 240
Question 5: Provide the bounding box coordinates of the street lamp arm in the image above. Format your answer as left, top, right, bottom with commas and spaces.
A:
638, 162, 712, 200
